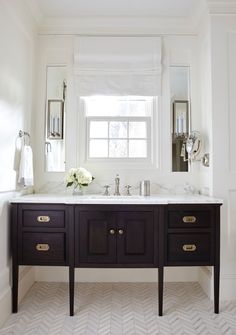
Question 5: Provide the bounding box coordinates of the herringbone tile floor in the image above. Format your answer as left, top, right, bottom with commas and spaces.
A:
1, 282, 236, 335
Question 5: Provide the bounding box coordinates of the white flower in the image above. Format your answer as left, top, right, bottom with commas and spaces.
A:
66, 175, 74, 183
76, 167, 92, 185
66, 167, 94, 188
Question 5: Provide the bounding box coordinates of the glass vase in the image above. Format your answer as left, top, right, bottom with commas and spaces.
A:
72, 185, 84, 196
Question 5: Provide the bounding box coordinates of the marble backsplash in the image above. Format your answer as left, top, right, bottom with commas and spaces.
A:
37, 180, 209, 197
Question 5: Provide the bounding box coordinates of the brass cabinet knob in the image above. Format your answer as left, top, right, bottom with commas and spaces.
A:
118, 229, 124, 235
109, 229, 116, 235
182, 216, 197, 223
182, 244, 197, 252
37, 216, 50, 223
36, 243, 50, 251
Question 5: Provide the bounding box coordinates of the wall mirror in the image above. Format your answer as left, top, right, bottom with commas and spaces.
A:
45, 66, 66, 172
170, 66, 190, 172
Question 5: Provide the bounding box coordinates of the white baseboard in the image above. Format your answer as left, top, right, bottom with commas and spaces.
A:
0, 267, 35, 328
35, 266, 199, 283
18, 267, 35, 302
199, 266, 213, 299
220, 274, 236, 300
0, 288, 11, 329
199, 267, 236, 300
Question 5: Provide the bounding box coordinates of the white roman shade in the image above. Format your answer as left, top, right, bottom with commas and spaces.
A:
74, 36, 162, 96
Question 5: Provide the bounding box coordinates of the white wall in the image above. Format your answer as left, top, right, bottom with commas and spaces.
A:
0, 0, 36, 327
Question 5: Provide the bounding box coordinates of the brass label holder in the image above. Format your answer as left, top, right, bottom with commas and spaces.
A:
183, 244, 197, 252
37, 216, 50, 223
36, 244, 50, 251
183, 216, 197, 223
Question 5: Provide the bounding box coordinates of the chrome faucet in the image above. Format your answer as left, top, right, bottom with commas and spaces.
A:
114, 174, 121, 196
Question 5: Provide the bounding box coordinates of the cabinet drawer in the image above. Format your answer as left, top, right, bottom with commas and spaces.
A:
168, 210, 211, 228
22, 233, 66, 265
167, 233, 211, 263
22, 210, 65, 228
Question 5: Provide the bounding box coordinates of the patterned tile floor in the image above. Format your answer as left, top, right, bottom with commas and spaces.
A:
1, 282, 236, 335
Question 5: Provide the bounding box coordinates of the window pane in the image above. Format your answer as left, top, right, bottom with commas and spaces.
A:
90, 121, 108, 138
129, 140, 147, 157
89, 140, 108, 157
109, 122, 127, 138
129, 122, 146, 138
109, 140, 127, 157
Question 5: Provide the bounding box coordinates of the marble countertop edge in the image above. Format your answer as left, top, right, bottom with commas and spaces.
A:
10, 193, 223, 205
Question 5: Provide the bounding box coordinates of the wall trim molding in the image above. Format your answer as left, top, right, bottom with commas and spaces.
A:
24, 0, 43, 25
206, 1, 236, 15
199, 266, 213, 300
35, 267, 199, 283
199, 267, 236, 301
2, 0, 37, 42
0, 267, 35, 328
0, 288, 11, 329
37, 16, 198, 36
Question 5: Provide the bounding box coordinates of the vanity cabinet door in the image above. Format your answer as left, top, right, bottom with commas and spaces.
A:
76, 211, 116, 264
116, 212, 154, 265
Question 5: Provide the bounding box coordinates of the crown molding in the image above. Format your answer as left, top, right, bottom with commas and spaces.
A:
2, 0, 37, 41
38, 16, 198, 36
24, 0, 43, 24
206, 1, 236, 14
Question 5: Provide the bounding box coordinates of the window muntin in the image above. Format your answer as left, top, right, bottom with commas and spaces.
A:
88, 118, 149, 159
81, 96, 154, 161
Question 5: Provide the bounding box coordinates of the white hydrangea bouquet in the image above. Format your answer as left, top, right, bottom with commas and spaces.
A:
66, 167, 94, 194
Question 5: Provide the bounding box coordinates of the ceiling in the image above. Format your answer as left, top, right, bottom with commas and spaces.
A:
30, 0, 201, 18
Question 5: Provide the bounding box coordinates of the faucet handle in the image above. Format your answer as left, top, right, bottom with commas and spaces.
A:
103, 185, 110, 196
125, 185, 132, 196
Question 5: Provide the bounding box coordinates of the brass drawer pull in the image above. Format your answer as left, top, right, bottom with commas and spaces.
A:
183, 244, 197, 252
36, 243, 50, 251
183, 216, 197, 223
37, 216, 50, 223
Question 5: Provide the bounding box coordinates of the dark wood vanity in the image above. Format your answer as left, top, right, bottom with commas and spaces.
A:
11, 200, 221, 316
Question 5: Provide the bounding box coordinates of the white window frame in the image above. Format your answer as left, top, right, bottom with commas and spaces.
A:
77, 97, 159, 170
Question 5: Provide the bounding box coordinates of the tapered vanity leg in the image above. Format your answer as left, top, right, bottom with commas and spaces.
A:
12, 263, 19, 313
158, 266, 164, 316
214, 206, 220, 314
158, 206, 165, 317
69, 265, 74, 316
214, 265, 220, 314
12, 204, 19, 313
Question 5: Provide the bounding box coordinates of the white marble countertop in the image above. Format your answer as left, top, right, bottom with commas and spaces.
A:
10, 193, 223, 205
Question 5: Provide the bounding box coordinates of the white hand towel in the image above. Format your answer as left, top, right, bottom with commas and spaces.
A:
18, 145, 34, 187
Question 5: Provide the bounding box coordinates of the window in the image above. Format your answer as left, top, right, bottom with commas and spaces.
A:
81, 96, 155, 162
